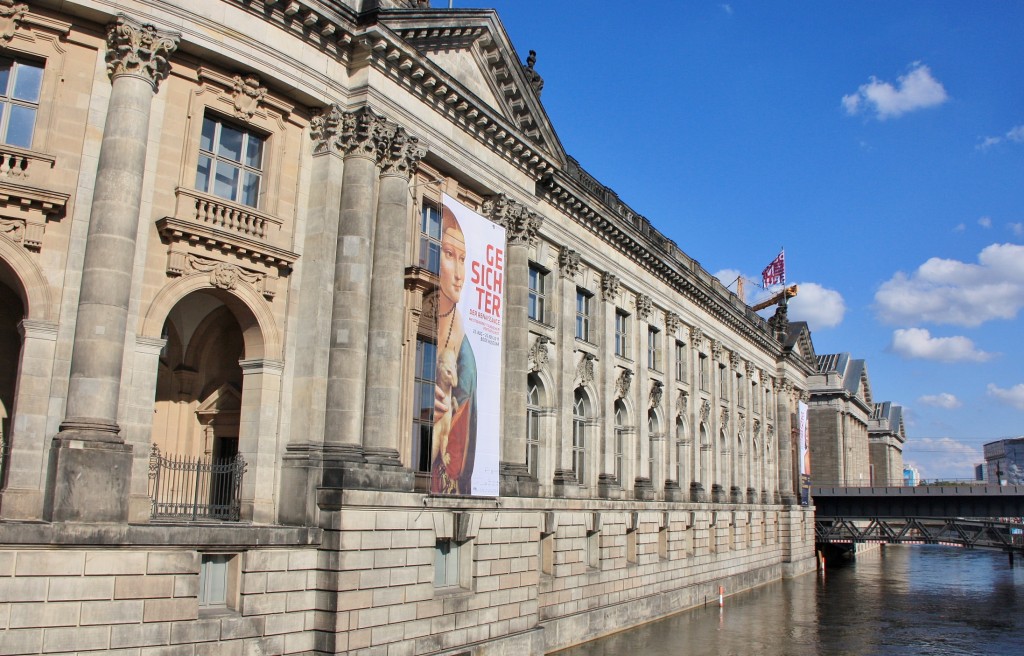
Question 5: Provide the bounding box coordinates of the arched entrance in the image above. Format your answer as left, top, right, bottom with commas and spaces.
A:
0, 261, 25, 489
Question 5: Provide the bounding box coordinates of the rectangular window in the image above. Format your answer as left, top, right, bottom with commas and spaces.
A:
736, 374, 745, 408
412, 339, 437, 472
434, 539, 461, 588
675, 341, 687, 382
699, 354, 709, 392
528, 264, 548, 323
199, 553, 238, 609
719, 364, 729, 399
419, 202, 442, 274
575, 289, 592, 342
614, 310, 630, 358
572, 416, 586, 482
647, 327, 661, 371
0, 57, 44, 149
195, 114, 265, 208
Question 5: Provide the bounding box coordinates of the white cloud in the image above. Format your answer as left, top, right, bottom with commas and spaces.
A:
987, 383, 1024, 410
1008, 125, 1024, 142
954, 223, 966, 233
890, 328, 993, 362
918, 392, 962, 409
842, 63, 948, 120
977, 125, 1024, 150
978, 216, 992, 228
976, 136, 1002, 151
787, 282, 845, 329
1009, 222, 1024, 237
903, 437, 982, 481
874, 243, 1024, 326
720, 3, 734, 15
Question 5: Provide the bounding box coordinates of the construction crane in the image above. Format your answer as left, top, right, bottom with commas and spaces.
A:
751, 284, 798, 312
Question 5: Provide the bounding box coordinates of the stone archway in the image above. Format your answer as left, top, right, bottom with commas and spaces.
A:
0, 269, 24, 489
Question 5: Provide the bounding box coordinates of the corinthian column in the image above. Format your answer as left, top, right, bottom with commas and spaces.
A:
484, 194, 541, 497
776, 376, 797, 504
361, 120, 424, 491
48, 15, 178, 523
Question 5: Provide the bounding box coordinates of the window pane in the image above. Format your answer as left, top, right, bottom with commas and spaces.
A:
5, 104, 35, 148
200, 117, 216, 153
241, 171, 261, 207
213, 161, 240, 201
195, 155, 212, 193
12, 62, 43, 103
245, 134, 264, 168
0, 62, 10, 96
217, 123, 244, 162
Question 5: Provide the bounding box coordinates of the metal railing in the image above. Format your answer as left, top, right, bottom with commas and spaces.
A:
148, 445, 246, 521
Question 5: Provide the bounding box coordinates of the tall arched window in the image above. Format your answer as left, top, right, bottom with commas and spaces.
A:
647, 409, 661, 480
614, 400, 627, 484
573, 388, 587, 483
676, 416, 688, 488
527, 374, 542, 478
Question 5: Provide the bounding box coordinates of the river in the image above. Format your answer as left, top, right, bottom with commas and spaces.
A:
552, 545, 1024, 656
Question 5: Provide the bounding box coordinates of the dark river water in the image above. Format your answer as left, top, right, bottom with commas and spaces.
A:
553, 545, 1024, 656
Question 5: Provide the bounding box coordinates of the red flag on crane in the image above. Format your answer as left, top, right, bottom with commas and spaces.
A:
761, 250, 785, 288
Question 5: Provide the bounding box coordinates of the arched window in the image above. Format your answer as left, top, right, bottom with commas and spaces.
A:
614, 400, 627, 484
648, 409, 660, 479
527, 374, 542, 478
676, 416, 687, 487
573, 388, 588, 482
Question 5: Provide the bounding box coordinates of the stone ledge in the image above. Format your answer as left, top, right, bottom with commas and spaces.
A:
0, 522, 322, 549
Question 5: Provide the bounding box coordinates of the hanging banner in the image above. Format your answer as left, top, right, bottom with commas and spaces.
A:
430, 194, 504, 496
798, 400, 810, 505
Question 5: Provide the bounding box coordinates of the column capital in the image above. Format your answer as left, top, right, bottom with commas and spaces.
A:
558, 245, 580, 279
665, 311, 680, 335
483, 193, 542, 246
635, 293, 652, 321
600, 271, 620, 302
106, 14, 179, 89
377, 121, 426, 180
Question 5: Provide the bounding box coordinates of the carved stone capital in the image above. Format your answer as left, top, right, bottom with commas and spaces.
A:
760, 371, 771, 387
558, 246, 581, 279
310, 104, 344, 154
730, 351, 741, 372
528, 335, 551, 373
106, 14, 179, 89
231, 73, 267, 120
575, 352, 596, 387
377, 122, 426, 180
753, 419, 761, 435
666, 312, 681, 335
615, 369, 633, 399
0, 2, 28, 42
690, 325, 703, 347
339, 106, 389, 160
711, 339, 723, 361
601, 271, 620, 301
483, 193, 542, 246
635, 293, 652, 321
746, 361, 757, 379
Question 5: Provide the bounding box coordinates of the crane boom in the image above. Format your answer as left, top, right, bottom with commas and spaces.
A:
751, 284, 798, 312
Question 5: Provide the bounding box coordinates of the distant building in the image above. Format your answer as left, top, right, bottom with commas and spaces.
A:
983, 438, 1024, 485
807, 353, 872, 486
868, 401, 906, 486
975, 463, 987, 481
904, 465, 920, 486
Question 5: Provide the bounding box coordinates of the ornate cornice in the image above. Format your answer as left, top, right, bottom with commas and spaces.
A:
483, 193, 542, 246
105, 14, 179, 89
558, 246, 580, 280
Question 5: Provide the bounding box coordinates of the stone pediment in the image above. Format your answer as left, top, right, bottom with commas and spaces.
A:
379, 10, 564, 162
196, 383, 242, 420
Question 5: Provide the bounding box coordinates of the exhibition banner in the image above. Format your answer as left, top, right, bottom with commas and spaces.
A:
798, 400, 810, 505
430, 194, 504, 496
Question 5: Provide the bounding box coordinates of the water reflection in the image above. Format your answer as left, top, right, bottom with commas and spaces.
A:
551, 546, 1024, 656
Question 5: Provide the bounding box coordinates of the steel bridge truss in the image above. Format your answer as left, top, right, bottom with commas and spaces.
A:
816, 517, 1024, 552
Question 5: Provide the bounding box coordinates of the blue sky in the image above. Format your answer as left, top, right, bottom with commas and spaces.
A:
452, 0, 1024, 480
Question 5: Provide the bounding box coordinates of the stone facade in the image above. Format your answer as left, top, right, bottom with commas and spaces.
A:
868, 401, 905, 486
0, 1, 818, 654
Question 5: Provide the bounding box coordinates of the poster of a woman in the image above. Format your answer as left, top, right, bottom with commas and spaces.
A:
429, 194, 504, 496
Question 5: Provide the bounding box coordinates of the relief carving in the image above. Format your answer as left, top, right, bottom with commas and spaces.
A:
528, 335, 551, 373
675, 390, 688, 421
635, 293, 652, 321
166, 250, 275, 300
106, 14, 179, 88
558, 246, 580, 279
0, 2, 27, 42
699, 399, 711, 424
649, 380, 664, 409
601, 271, 620, 301
377, 120, 426, 180
615, 369, 633, 399
666, 311, 680, 335
690, 325, 703, 347
231, 73, 267, 120
575, 352, 596, 387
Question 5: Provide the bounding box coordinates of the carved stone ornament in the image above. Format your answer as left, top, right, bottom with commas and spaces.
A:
337, 106, 390, 160
483, 193, 542, 246
522, 49, 544, 96
167, 251, 274, 299
576, 352, 596, 386
690, 326, 703, 347
711, 339, 723, 361
528, 335, 551, 373
720, 408, 729, 430
761, 371, 771, 387
800, 389, 810, 403
377, 120, 426, 180
675, 390, 688, 420
649, 380, 664, 409
558, 246, 581, 279
766, 425, 775, 451
231, 73, 267, 120
747, 361, 757, 379
615, 369, 633, 399
309, 104, 344, 155
0, 2, 28, 42
699, 399, 711, 424
106, 14, 180, 88
730, 351, 741, 372
635, 294, 652, 321
666, 312, 681, 335
601, 271, 620, 301
753, 419, 761, 435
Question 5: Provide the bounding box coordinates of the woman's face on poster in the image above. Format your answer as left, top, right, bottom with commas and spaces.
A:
440, 226, 467, 304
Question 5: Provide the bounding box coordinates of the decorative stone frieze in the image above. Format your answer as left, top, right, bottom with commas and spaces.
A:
483, 193, 542, 246
666, 312, 680, 335
600, 271, 620, 301
166, 250, 276, 299
231, 73, 267, 119
615, 369, 633, 399
699, 399, 711, 424
558, 246, 580, 279
105, 14, 179, 88
635, 293, 652, 321
0, 2, 27, 41
575, 352, 596, 387
528, 335, 550, 373
649, 380, 664, 409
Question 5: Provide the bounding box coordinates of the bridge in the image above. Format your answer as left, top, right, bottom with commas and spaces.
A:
811, 485, 1024, 556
